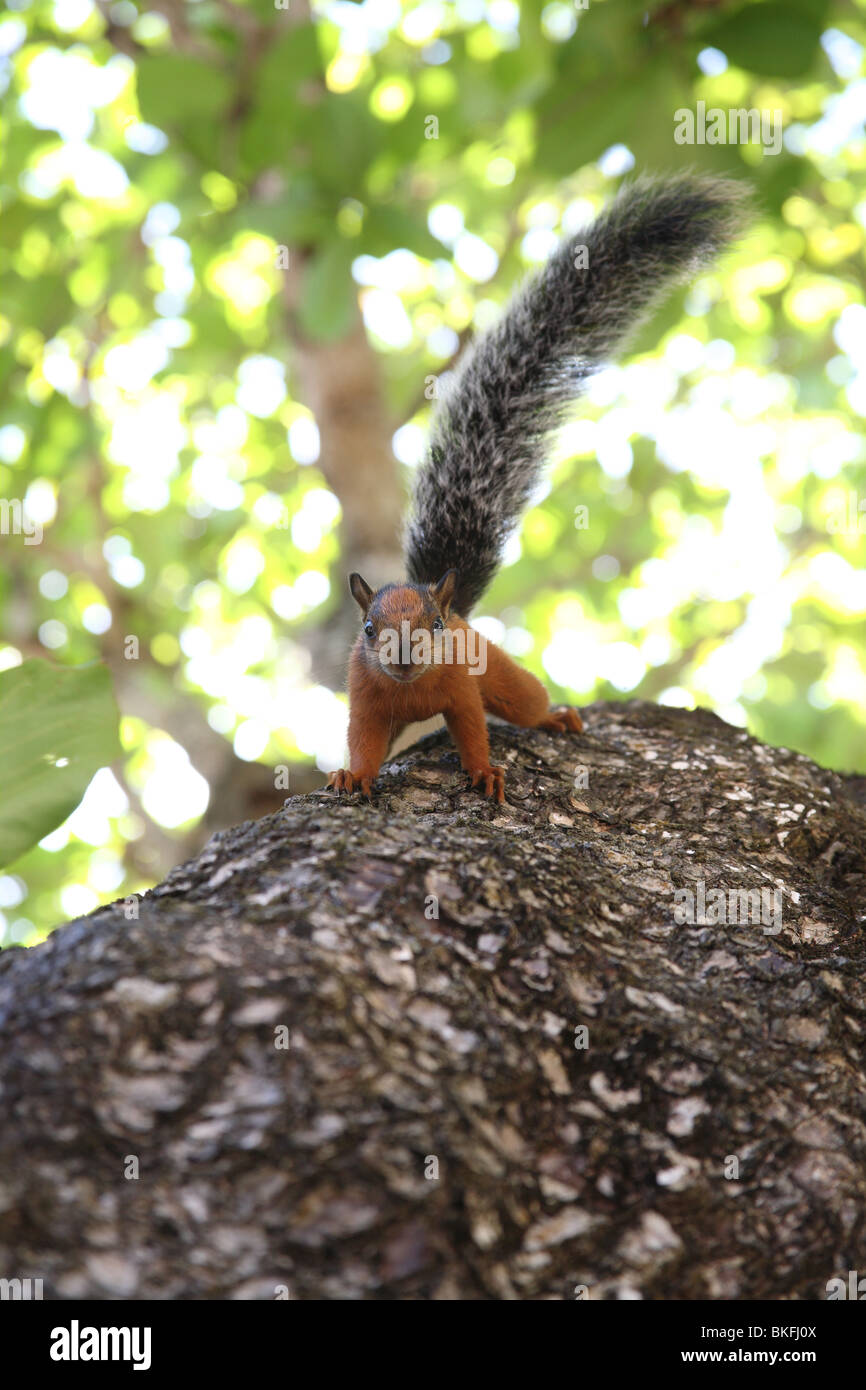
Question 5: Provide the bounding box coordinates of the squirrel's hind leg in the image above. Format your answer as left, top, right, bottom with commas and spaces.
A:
480, 645, 583, 734
536, 704, 583, 733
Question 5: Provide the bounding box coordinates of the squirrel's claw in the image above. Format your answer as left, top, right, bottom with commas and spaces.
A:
328, 769, 353, 794
538, 705, 583, 733
328, 770, 375, 797
468, 765, 506, 804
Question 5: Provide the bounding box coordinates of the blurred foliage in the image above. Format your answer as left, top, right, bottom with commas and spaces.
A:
0, 0, 864, 942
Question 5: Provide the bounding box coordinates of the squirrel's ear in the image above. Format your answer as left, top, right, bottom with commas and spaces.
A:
349, 572, 374, 613
430, 569, 457, 617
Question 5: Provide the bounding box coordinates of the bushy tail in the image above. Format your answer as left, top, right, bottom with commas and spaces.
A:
405, 173, 750, 616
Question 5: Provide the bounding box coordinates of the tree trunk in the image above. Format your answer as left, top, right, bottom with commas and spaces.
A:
1, 700, 864, 1300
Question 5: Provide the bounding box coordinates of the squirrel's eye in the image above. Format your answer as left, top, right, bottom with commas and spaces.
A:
364, 620, 375, 638
432, 617, 444, 631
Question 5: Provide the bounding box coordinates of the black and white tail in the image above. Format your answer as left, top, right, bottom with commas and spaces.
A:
405, 173, 750, 616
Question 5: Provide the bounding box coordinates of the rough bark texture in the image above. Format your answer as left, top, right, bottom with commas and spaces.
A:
1, 700, 864, 1301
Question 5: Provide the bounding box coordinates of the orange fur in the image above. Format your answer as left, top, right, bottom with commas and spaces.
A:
329, 589, 582, 804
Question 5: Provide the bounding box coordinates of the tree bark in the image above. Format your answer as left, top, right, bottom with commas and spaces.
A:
1, 700, 864, 1301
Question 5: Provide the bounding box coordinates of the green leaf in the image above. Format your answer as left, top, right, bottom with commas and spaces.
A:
136, 55, 234, 127
238, 26, 324, 177
535, 63, 661, 178
699, 4, 823, 78
363, 205, 447, 260
0, 661, 121, 870
296, 241, 357, 342
256, 24, 323, 97
240, 188, 331, 246
311, 91, 379, 197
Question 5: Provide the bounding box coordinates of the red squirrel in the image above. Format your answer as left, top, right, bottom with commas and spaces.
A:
330, 174, 747, 805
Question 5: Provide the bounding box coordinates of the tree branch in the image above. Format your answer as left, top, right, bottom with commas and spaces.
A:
1, 701, 863, 1299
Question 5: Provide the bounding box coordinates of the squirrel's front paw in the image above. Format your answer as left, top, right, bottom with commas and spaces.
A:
467, 764, 506, 804
538, 705, 583, 733
328, 769, 375, 797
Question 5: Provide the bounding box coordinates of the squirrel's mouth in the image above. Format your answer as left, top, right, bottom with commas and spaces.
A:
383, 667, 425, 683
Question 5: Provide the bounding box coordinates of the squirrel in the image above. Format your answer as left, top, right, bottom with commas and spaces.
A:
329, 174, 748, 804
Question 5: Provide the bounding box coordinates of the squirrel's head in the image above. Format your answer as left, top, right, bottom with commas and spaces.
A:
348, 570, 456, 683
